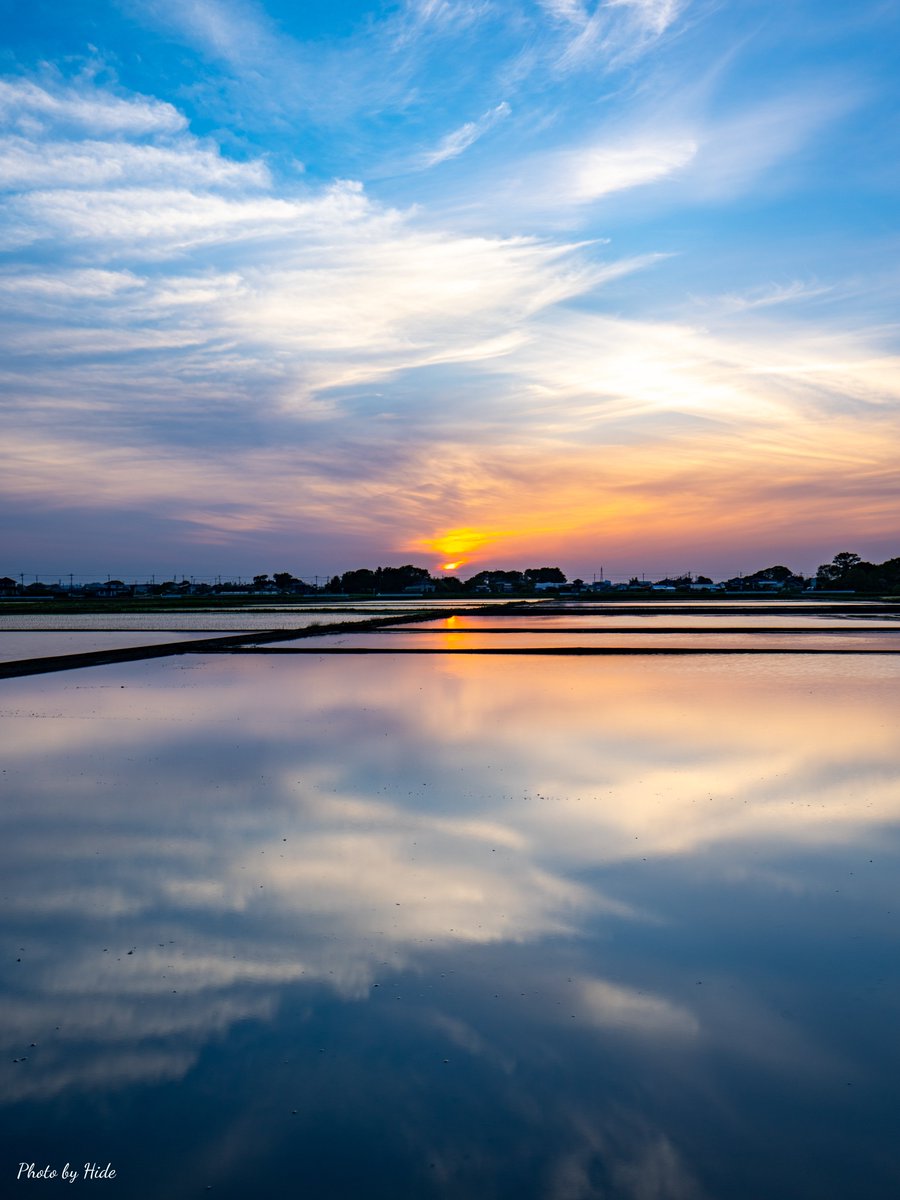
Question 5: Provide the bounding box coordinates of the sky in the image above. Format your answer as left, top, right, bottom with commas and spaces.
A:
1, 0, 898, 582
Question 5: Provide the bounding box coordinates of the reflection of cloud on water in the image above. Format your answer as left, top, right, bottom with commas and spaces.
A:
1, 651, 898, 1103
46, 949, 308, 996
547, 1115, 706, 1200
4, 655, 899, 878
428, 1013, 518, 1073
0, 987, 276, 1101
3, 1048, 200, 1104
577, 977, 699, 1038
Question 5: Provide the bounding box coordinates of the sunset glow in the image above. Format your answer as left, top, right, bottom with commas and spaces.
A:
417, 528, 508, 568
0, 1, 897, 579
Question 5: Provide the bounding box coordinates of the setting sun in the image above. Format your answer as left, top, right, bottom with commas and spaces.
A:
414, 526, 508, 569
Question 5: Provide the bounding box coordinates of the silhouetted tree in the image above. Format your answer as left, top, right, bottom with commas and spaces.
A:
747, 564, 795, 582
817, 552, 900, 593
817, 552, 862, 586
341, 568, 378, 593
524, 567, 566, 583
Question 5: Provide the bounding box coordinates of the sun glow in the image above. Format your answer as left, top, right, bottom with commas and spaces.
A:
416, 526, 508, 566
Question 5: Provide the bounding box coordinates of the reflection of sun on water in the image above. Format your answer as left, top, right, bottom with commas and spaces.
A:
439, 614, 466, 647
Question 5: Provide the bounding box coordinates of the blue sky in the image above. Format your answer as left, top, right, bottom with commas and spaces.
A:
1, 0, 898, 580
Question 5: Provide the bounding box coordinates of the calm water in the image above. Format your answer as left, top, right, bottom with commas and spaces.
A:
398, 612, 900, 629
1, 638, 899, 1198
260, 629, 900, 651
0, 605, 486, 664
0, 608, 420, 635
0, 632, 214, 664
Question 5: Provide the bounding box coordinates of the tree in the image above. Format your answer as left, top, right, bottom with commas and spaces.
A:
816, 552, 900, 594
524, 567, 566, 583
816, 552, 861, 586
466, 570, 525, 592
373, 564, 431, 592
341, 568, 377, 593
834, 552, 862, 571
433, 574, 463, 595
747, 564, 795, 582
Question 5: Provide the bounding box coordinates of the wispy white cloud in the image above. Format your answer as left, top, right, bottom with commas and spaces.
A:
560, 133, 697, 202
539, 0, 682, 37
548, 0, 684, 71
537, 0, 589, 25
3, 183, 361, 253
130, 0, 440, 124
684, 85, 861, 200
0, 77, 186, 136
131, 0, 282, 74
0, 136, 270, 191
711, 281, 835, 314
0, 268, 143, 300
608, 0, 683, 37
421, 101, 511, 168
402, 0, 489, 33
459, 129, 697, 221
465, 76, 854, 226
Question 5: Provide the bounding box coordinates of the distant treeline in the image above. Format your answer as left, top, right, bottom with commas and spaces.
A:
2, 553, 898, 598
325, 565, 566, 595
815, 552, 900, 593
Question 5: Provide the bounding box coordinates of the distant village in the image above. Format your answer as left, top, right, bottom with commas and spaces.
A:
2, 552, 898, 600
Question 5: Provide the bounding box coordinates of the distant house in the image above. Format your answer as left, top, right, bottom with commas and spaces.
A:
94, 580, 132, 598
751, 578, 784, 591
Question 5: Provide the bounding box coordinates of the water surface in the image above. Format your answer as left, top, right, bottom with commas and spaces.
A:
1, 649, 898, 1198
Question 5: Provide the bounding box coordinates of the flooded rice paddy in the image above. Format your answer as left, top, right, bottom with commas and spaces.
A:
1, 601, 899, 1198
